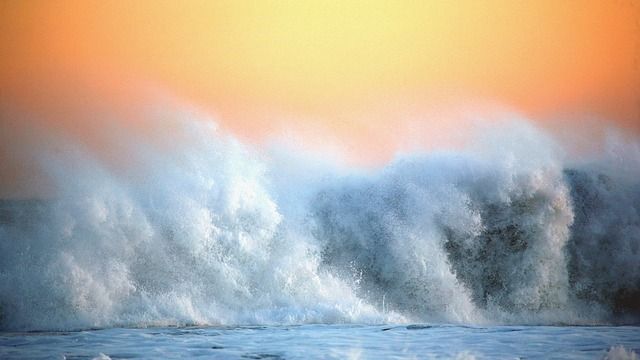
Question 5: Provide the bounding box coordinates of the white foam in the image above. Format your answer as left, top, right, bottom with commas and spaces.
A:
0, 108, 638, 330
604, 345, 639, 360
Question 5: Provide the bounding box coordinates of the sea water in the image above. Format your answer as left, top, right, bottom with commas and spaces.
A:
1, 325, 639, 359
1, 112, 639, 358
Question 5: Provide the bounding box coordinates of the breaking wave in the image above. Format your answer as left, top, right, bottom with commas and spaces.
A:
0, 109, 638, 331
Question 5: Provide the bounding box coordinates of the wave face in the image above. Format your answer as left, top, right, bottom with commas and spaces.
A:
0, 113, 639, 330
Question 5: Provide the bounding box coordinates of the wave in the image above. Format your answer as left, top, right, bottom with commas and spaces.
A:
0, 111, 638, 331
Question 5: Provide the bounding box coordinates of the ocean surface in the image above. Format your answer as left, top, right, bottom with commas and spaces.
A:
1, 324, 639, 359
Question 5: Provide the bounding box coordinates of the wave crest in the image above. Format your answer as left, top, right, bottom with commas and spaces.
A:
0, 112, 638, 330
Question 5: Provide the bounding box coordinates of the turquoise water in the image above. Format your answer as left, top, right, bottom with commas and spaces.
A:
2, 325, 639, 359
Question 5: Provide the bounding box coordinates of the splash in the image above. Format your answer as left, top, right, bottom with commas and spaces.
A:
604, 345, 639, 360
0, 108, 638, 331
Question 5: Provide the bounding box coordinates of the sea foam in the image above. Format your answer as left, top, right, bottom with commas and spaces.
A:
0, 109, 638, 331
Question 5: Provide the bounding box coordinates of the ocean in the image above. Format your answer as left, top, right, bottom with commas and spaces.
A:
1, 116, 638, 358
2, 324, 639, 359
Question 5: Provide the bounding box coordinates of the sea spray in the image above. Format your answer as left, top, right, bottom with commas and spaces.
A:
312, 121, 574, 322
0, 111, 638, 331
0, 116, 383, 330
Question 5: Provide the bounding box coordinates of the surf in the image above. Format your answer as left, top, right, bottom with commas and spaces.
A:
0, 110, 638, 331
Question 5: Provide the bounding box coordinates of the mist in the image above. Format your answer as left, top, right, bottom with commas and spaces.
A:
1, 94, 638, 331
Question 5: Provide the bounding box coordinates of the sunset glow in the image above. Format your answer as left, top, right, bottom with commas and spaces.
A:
1, 1, 638, 164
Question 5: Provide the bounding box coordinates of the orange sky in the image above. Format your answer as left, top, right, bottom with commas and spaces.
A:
1, 0, 639, 167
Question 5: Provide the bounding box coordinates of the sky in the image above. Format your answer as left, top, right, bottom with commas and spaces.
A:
0, 1, 639, 195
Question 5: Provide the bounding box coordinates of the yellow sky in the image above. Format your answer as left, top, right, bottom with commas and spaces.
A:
1, 1, 638, 163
